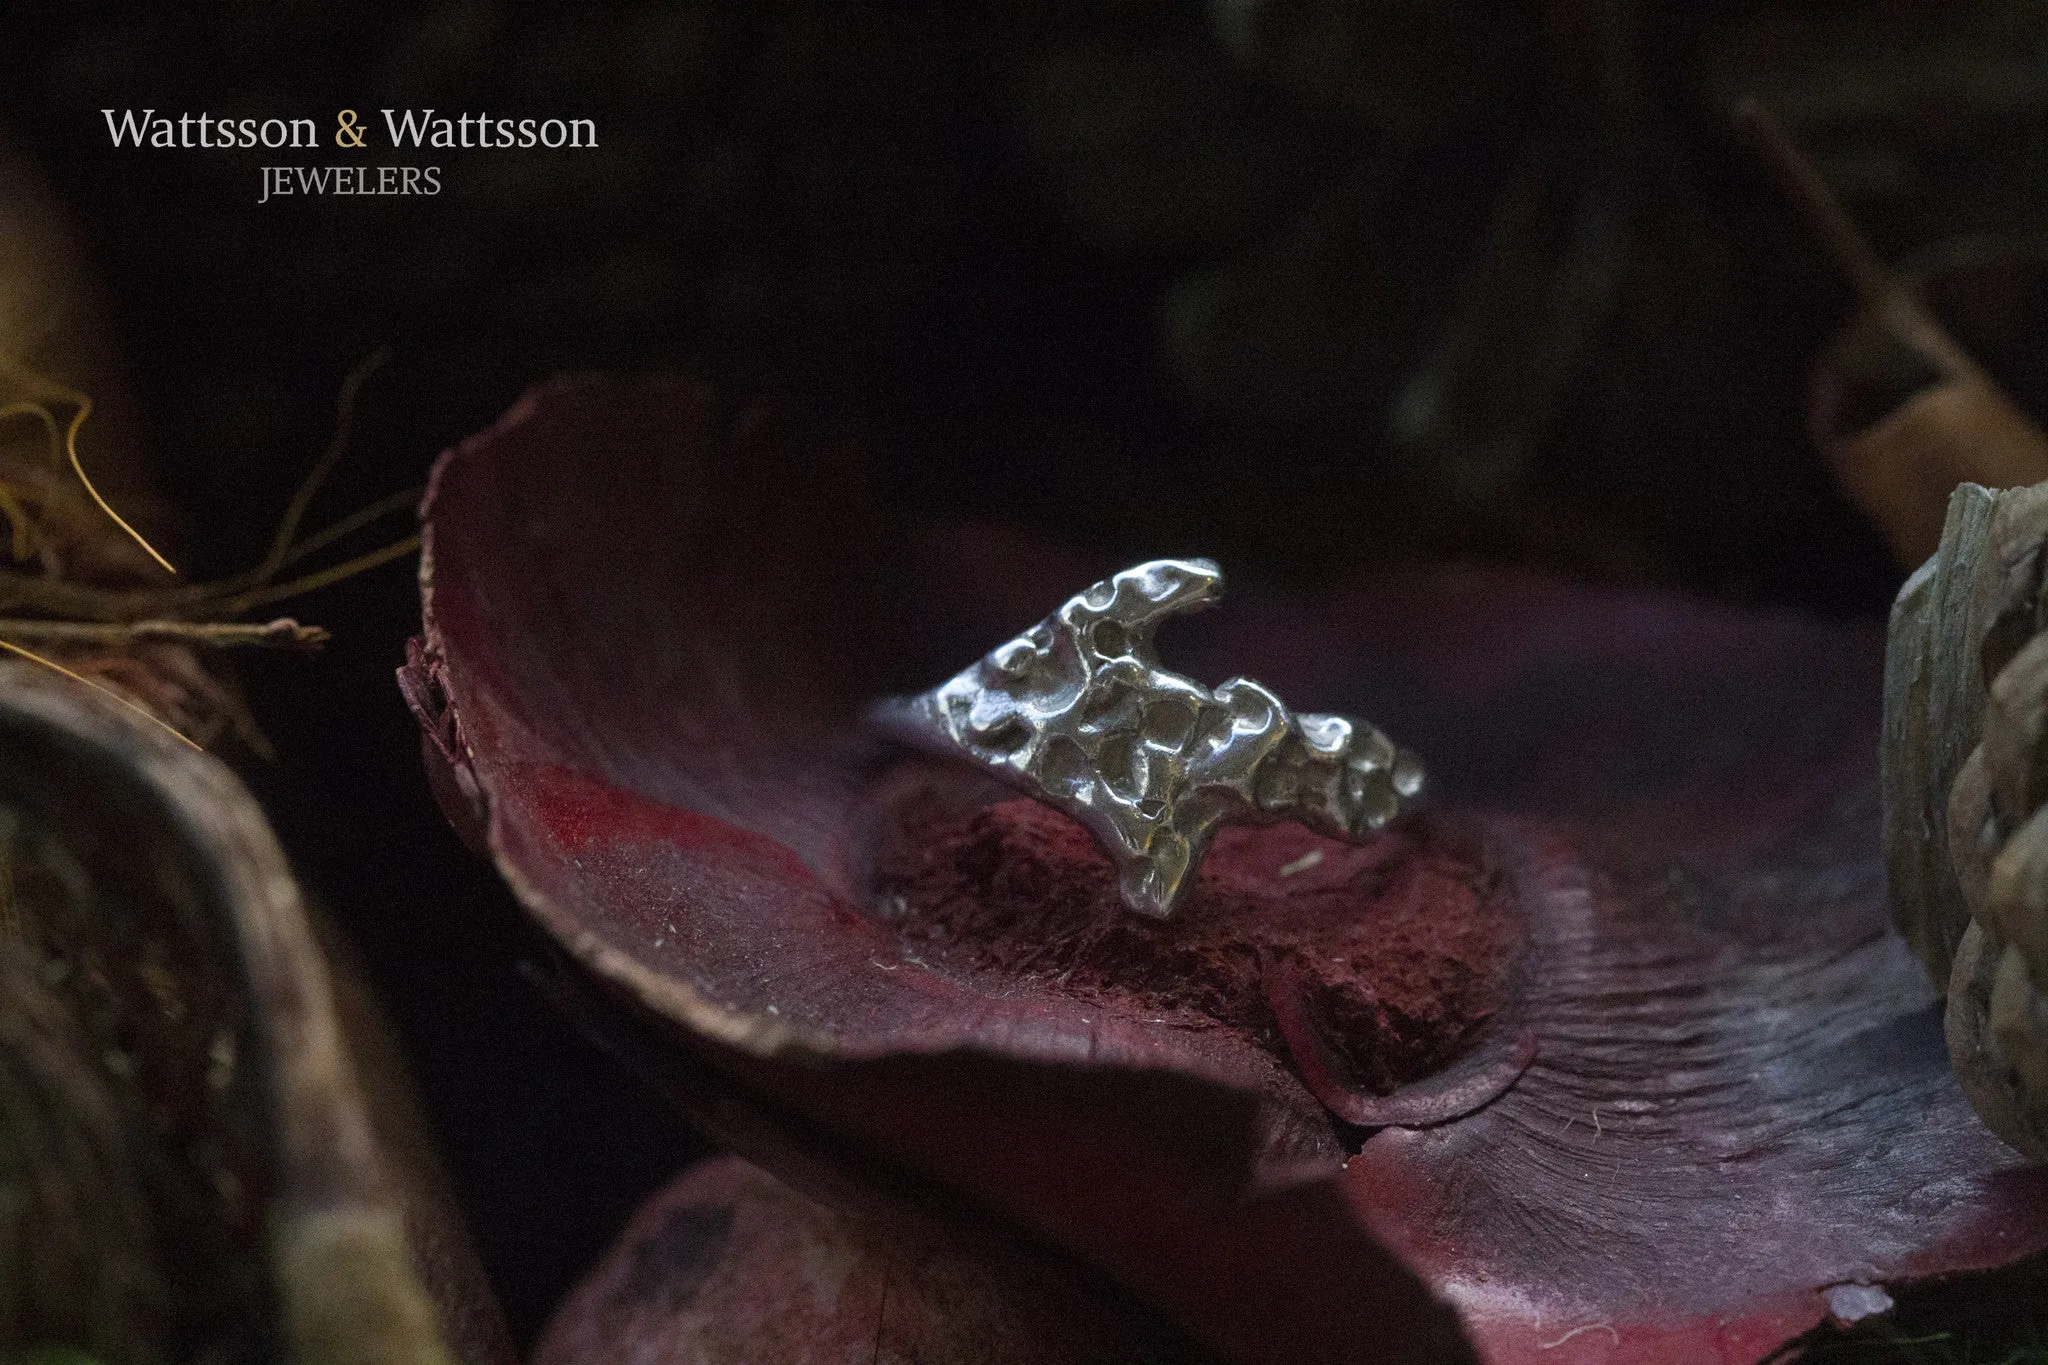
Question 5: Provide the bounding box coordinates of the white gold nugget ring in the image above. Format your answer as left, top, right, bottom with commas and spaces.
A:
867, 558, 1424, 918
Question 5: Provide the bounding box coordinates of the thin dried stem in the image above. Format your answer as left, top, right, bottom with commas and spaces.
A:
0, 617, 327, 649
0, 566, 228, 621
218, 534, 422, 614
257, 348, 389, 584
0, 353, 422, 754
280, 484, 422, 569
1735, 97, 1986, 386
63, 392, 175, 575
0, 353, 422, 624
0, 365, 176, 574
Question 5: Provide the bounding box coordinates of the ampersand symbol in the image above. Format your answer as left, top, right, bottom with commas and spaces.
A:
335, 109, 366, 148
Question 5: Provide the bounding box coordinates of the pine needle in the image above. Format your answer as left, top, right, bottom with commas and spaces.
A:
60, 390, 176, 575
256, 348, 389, 583
0, 366, 176, 574
219, 534, 422, 614
0, 637, 201, 750
278, 484, 423, 569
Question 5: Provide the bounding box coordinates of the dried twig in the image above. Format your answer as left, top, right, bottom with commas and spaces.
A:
0, 350, 422, 750
1736, 97, 2019, 395
1737, 95, 2048, 565
0, 617, 328, 649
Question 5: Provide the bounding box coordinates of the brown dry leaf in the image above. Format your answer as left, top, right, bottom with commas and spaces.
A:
1740, 99, 2048, 567
1829, 376, 2048, 566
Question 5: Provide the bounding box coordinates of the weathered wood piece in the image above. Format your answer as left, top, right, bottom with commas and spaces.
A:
0, 666, 509, 1364
1884, 476, 2048, 1159
1912, 482, 2048, 1159
1886, 483, 1999, 984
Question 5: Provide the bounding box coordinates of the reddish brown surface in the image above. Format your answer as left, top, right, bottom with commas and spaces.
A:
872, 790, 1521, 1105
411, 374, 2048, 1364
534, 1154, 1213, 1365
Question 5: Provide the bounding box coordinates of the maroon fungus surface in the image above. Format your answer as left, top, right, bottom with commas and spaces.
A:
870, 789, 1520, 1100
411, 374, 2048, 1365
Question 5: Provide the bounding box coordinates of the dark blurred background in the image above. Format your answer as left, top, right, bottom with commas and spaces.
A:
5, 0, 2045, 1346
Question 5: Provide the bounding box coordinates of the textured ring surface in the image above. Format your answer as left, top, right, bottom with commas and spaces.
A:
868, 558, 1423, 918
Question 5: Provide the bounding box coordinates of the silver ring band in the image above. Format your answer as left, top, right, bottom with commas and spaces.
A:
869, 558, 1423, 918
